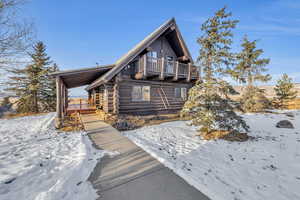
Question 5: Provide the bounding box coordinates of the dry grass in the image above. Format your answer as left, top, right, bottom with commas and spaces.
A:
281, 98, 300, 110
60, 112, 84, 132
201, 130, 251, 142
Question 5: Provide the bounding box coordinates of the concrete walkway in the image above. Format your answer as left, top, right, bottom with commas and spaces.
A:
81, 113, 210, 200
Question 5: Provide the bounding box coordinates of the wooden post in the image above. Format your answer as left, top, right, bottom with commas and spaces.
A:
79, 99, 82, 111
92, 89, 96, 106
174, 61, 179, 81
65, 87, 68, 108
61, 83, 65, 116
113, 83, 119, 114
187, 63, 192, 82
160, 57, 165, 80
143, 54, 147, 78
55, 76, 62, 129
88, 91, 91, 105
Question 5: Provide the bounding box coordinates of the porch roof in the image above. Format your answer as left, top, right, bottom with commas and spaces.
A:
51, 64, 114, 88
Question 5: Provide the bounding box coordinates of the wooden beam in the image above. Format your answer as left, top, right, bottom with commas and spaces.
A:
160, 57, 165, 80
143, 54, 147, 78
178, 56, 189, 62
187, 63, 192, 82
65, 87, 68, 109
173, 61, 179, 81
61, 83, 65, 116
55, 76, 62, 129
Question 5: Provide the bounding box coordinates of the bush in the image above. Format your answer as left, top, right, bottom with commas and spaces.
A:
240, 86, 271, 112
1, 97, 11, 107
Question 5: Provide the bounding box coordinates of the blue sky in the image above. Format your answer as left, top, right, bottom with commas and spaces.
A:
23, 0, 300, 95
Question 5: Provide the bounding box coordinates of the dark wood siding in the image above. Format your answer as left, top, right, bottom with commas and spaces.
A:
117, 80, 192, 114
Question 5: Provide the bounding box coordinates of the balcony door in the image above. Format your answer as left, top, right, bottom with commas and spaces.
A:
166, 56, 174, 74
147, 51, 159, 72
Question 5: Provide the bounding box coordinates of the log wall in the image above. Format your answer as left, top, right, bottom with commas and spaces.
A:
118, 80, 192, 114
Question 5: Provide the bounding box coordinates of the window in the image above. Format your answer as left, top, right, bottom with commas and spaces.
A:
132, 85, 151, 101
181, 88, 187, 100
174, 87, 187, 100
147, 51, 158, 58
166, 56, 174, 74
143, 86, 150, 101
174, 88, 181, 98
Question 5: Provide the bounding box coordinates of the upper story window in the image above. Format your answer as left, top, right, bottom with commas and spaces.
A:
147, 51, 158, 59
132, 85, 151, 102
166, 56, 174, 74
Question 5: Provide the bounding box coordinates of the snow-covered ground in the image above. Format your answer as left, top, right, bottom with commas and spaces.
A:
123, 111, 300, 200
0, 113, 104, 200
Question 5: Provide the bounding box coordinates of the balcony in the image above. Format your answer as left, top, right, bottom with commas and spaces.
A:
137, 55, 200, 81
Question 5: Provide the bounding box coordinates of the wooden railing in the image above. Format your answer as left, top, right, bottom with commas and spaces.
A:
146, 56, 160, 73
178, 62, 188, 76
140, 55, 199, 80
164, 59, 175, 74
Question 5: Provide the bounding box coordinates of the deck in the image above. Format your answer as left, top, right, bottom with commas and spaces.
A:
66, 103, 96, 115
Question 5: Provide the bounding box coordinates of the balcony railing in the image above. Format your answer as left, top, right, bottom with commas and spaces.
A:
146, 56, 160, 73
139, 55, 199, 80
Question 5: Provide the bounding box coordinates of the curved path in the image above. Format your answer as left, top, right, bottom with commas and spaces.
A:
82, 113, 210, 200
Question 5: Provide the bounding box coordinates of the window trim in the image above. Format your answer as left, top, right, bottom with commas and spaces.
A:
132, 85, 151, 102
174, 87, 187, 100
174, 87, 181, 98
181, 87, 187, 101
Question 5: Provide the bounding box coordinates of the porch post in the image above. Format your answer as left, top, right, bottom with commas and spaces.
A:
55, 76, 62, 129
160, 57, 165, 80
143, 54, 147, 78
174, 61, 179, 81
187, 63, 192, 82
65, 87, 68, 109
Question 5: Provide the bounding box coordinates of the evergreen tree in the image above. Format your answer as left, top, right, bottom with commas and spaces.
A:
231, 36, 271, 85
40, 63, 59, 111
27, 42, 51, 112
181, 7, 249, 137
232, 36, 271, 112
240, 86, 270, 112
6, 67, 34, 113
6, 41, 55, 113
274, 73, 297, 108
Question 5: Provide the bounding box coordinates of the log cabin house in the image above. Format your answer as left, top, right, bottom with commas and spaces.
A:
52, 18, 200, 128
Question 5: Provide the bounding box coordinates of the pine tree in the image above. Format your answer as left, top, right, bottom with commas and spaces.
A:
6, 67, 34, 113
27, 42, 51, 112
40, 63, 59, 111
232, 36, 271, 112
274, 73, 297, 108
181, 7, 249, 138
6, 41, 54, 113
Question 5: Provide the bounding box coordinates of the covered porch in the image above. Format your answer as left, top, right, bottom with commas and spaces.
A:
51, 65, 114, 128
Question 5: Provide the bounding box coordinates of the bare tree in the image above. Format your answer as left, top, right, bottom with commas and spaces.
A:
0, 0, 33, 69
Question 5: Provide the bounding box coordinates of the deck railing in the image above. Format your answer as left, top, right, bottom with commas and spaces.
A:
141, 55, 199, 79
146, 56, 160, 73
164, 59, 175, 74
178, 62, 188, 76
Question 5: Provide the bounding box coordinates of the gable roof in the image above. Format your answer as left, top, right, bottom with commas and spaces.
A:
86, 18, 192, 91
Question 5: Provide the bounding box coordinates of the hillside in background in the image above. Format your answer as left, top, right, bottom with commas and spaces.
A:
234, 83, 300, 98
